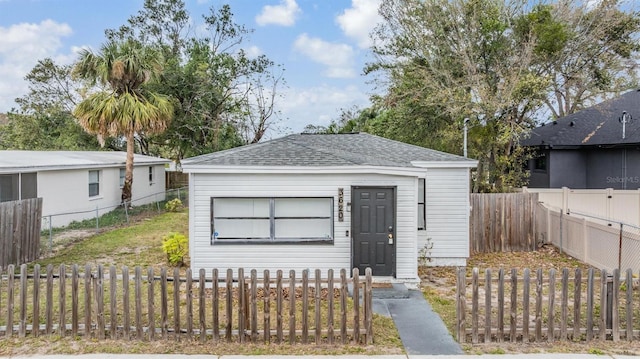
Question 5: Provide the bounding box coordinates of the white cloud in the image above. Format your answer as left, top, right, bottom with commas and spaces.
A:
276, 84, 370, 134
293, 33, 355, 78
0, 20, 74, 112
336, 0, 382, 49
255, 0, 301, 27
244, 45, 263, 58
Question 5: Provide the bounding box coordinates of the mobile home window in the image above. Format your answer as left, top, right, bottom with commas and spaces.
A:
418, 178, 426, 230
89, 170, 100, 197
119, 168, 125, 188
148, 166, 154, 185
211, 197, 333, 243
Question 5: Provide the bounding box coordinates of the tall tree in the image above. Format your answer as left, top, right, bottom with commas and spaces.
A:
369, 0, 546, 191
106, 1, 284, 162
72, 39, 174, 203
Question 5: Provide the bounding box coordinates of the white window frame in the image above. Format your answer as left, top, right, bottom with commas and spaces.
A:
89, 170, 100, 197
148, 166, 154, 185
211, 197, 334, 244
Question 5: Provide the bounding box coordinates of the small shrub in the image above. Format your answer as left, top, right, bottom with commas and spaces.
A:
162, 232, 188, 267
165, 198, 183, 212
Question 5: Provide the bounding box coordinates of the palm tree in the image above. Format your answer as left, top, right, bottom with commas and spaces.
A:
73, 39, 173, 204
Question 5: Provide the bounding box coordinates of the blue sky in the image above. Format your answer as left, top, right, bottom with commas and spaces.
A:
0, 0, 383, 136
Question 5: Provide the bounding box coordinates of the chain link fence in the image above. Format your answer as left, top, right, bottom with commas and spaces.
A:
40, 187, 188, 257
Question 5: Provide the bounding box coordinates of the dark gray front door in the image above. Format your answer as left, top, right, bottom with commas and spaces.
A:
352, 187, 395, 276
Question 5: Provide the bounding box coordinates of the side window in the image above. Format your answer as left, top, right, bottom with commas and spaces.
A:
418, 178, 426, 230
149, 166, 154, 185
119, 168, 125, 188
89, 170, 100, 197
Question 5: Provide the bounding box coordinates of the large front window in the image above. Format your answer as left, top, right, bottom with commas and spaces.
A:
89, 170, 100, 197
211, 197, 333, 243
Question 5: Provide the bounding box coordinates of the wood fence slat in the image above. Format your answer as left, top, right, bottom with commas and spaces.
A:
560, 268, 568, 340
276, 269, 283, 344
212, 268, 219, 342
263, 270, 270, 344
626, 269, 633, 341
45, 264, 53, 336
71, 264, 79, 337
251, 269, 258, 342
315, 269, 322, 345
19, 264, 27, 337
135, 266, 144, 340
612, 268, 620, 342
497, 268, 504, 342
173, 267, 181, 341
289, 270, 296, 345
109, 265, 117, 339
535, 269, 542, 342
364, 268, 373, 344
6, 264, 14, 337
96, 265, 104, 339
160, 267, 168, 339
185, 268, 193, 340
523, 268, 530, 342
600, 269, 607, 340
484, 269, 492, 343
327, 269, 334, 344
471, 267, 479, 344
148, 267, 155, 341
548, 269, 556, 342
84, 264, 92, 338
199, 268, 206, 343
123, 266, 130, 340
59, 265, 66, 337
33, 264, 40, 337
573, 268, 582, 340
586, 268, 594, 341
340, 269, 347, 344
301, 269, 308, 344
225, 268, 232, 342
238, 268, 245, 343
456, 267, 466, 343
510, 268, 517, 343
352, 268, 360, 344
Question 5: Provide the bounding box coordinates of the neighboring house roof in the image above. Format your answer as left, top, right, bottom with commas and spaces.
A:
0, 151, 170, 174
522, 89, 640, 148
182, 133, 477, 171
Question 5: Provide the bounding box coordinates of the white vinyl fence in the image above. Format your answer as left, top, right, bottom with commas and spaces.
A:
536, 203, 640, 272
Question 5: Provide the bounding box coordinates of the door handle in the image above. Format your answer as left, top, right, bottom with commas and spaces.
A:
388, 233, 394, 245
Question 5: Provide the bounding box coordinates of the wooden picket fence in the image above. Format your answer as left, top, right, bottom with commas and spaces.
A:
456, 267, 640, 343
0, 265, 373, 344
0, 198, 43, 269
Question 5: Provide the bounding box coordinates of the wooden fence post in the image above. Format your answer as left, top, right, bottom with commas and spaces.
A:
276, 269, 283, 344
84, 264, 92, 338
364, 267, 373, 345
263, 270, 270, 344
123, 266, 130, 340
250, 269, 258, 342
225, 268, 232, 342
70, 264, 79, 337
301, 269, 309, 343
522, 268, 530, 343
59, 264, 66, 337
573, 268, 582, 340
456, 266, 466, 343
548, 269, 556, 342
510, 268, 517, 343
173, 267, 181, 341
185, 268, 193, 340
471, 268, 478, 344
289, 270, 296, 345
212, 268, 219, 342
327, 269, 335, 344
136, 266, 144, 340
199, 268, 206, 343
33, 264, 41, 337
109, 265, 117, 339
148, 267, 155, 341
340, 269, 347, 344
352, 268, 360, 344
484, 269, 492, 343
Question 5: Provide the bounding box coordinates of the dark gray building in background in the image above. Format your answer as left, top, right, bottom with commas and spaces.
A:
522, 89, 640, 189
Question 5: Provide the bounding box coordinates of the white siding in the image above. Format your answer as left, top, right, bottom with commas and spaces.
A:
419, 168, 470, 265
189, 173, 418, 280
39, 164, 166, 227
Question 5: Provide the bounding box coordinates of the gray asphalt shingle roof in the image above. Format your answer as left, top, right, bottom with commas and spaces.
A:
183, 133, 474, 168
0, 151, 169, 173
521, 89, 640, 147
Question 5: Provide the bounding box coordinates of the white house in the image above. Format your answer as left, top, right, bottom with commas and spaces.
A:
182, 133, 477, 284
0, 151, 170, 227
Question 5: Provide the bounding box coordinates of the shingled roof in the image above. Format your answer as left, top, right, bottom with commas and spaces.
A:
522, 89, 640, 148
182, 133, 475, 168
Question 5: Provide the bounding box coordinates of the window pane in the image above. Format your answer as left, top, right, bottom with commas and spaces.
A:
149, 166, 154, 183
89, 170, 99, 183
418, 204, 426, 230
0, 174, 19, 202
418, 178, 425, 204
275, 198, 331, 217
275, 218, 332, 239
20, 173, 37, 199
119, 168, 125, 187
89, 183, 99, 197
214, 219, 270, 239
214, 198, 270, 217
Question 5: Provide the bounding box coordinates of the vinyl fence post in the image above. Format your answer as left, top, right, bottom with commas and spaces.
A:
618, 223, 623, 271
559, 211, 563, 254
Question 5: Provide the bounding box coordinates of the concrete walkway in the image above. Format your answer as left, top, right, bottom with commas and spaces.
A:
372, 284, 463, 355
